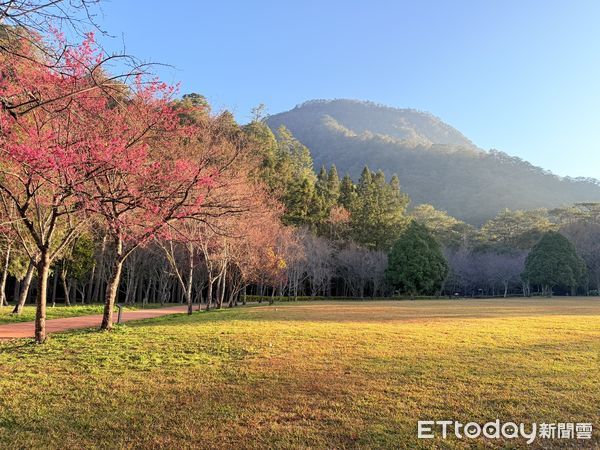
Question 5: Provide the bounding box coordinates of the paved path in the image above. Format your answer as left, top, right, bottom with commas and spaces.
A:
0, 305, 189, 339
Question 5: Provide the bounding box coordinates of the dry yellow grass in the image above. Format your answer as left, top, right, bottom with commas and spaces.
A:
0, 298, 598, 449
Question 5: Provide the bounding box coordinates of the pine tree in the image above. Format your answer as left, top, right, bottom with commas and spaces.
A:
326, 165, 341, 204
315, 165, 328, 199
357, 166, 373, 195
247, 124, 322, 227
284, 177, 315, 226
242, 120, 279, 187
350, 167, 409, 250
339, 174, 356, 209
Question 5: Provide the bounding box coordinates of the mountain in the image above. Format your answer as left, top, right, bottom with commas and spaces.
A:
266, 99, 600, 224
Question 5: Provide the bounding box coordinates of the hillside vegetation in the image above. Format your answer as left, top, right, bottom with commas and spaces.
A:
267, 99, 600, 224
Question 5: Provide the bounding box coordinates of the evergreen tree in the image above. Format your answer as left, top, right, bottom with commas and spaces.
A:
313, 165, 342, 233
245, 123, 322, 227
326, 165, 341, 204
339, 174, 356, 209
522, 231, 586, 296
275, 126, 314, 180
315, 165, 329, 199
242, 119, 279, 185
389, 174, 400, 192
357, 166, 373, 196
350, 167, 409, 250
173, 92, 210, 125
284, 177, 317, 226
386, 221, 449, 295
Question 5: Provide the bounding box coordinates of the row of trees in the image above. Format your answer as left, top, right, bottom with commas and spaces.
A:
0, 2, 408, 345
419, 204, 600, 297
0, 1, 598, 347
0, 10, 301, 342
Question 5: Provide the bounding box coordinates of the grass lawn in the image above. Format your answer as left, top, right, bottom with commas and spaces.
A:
0, 298, 598, 448
0, 303, 165, 324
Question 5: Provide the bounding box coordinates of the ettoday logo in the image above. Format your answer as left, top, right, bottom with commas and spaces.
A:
417, 420, 593, 443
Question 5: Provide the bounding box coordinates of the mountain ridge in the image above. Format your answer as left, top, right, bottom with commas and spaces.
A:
266, 99, 600, 224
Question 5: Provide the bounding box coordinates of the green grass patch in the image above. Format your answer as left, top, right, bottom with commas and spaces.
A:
0, 298, 598, 448
0, 303, 166, 324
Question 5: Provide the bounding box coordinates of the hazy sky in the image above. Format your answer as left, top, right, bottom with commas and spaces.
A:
95, 1, 600, 179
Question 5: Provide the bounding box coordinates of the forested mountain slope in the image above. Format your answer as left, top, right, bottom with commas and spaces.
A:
266, 99, 600, 224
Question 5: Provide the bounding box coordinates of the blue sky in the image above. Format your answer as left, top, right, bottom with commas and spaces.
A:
95, 1, 600, 178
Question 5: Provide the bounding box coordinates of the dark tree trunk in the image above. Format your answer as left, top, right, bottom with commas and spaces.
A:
12, 262, 35, 314
186, 245, 194, 315
101, 238, 124, 331
0, 242, 11, 307
60, 265, 71, 306
217, 263, 227, 309
143, 279, 151, 307
206, 275, 213, 311
34, 252, 51, 344
86, 260, 96, 303
51, 268, 58, 307
91, 235, 107, 303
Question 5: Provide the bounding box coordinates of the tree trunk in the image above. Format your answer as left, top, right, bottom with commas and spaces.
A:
60, 266, 71, 306
0, 242, 11, 307
215, 275, 223, 309
125, 266, 135, 305
217, 263, 227, 309
13, 279, 20, 306
143, 280, 151, 307
228, 283, 237, 308
87, 260, 96, 304
136, 275, 143, 304
196, 285, 204, 311
34, 253, 51, 344
206, 275, 213, 311
91, 234, 107, 303
12, 262, 35, 314
158, 279, 166, 306
185, 245, 194, 315
101, 238, 124, 331
51, 268, 58, 307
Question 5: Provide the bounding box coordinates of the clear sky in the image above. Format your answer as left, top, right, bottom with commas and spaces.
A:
94, 0, 600, 179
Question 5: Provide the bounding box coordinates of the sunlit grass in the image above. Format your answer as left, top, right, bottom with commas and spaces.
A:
0, 298, 598, 448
